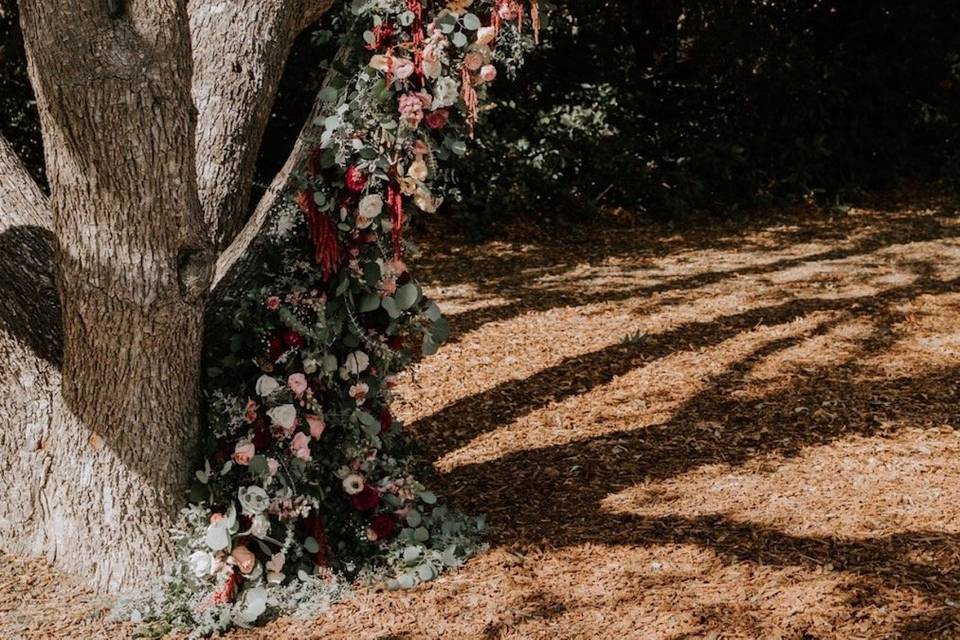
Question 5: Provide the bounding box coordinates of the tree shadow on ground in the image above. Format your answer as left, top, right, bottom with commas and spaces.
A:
410, 235, 960, 635
418, 202, 959, 345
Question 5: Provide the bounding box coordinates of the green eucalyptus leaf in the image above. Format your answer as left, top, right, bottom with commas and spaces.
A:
395, 283, 419, 310
382, 296, 401, 319
359, 293, 381, 313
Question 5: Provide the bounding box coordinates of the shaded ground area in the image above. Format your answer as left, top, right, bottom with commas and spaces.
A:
4, 188, 960, 639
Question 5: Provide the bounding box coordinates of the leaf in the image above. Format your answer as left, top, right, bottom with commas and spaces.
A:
248, 455, 267, 476
417, 564, 436, 581
424, 302, 442, 321
422, 334, 439, 356
462, 13, 482, 30
431, 317, 451, 343
452, 31, 468, 48
304, 537, 320, 554
418, 491, 437, 505
206, 522, 230, 551
405, 509, 422, 528
318, 86, 339, 103
359, 293, 381, 313
356, 410, 380, 428
402, 546, 422, 563
395, 283, 419, 310
414, 526, 430, 542
397, 572, 417, 589
381, 296, 401, 319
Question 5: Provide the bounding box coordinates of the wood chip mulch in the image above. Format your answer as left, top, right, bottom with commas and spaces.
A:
5, 187, 960, 639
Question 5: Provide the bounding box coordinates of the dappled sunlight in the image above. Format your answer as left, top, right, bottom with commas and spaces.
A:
601, 427, 960, 539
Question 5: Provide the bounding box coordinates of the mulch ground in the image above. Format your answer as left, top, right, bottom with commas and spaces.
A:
4, 186, 960, 639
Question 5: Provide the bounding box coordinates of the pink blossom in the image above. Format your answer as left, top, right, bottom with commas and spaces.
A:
349, 382, 370, 405
287, 373, 309, 397
267, 458, 280, 476
398, 92, 432, 129
306, 415, 326, 439
266, 296, 281, 310
233, 440, 255, 466
479, 64, 497, 83
291, 432, 312, 461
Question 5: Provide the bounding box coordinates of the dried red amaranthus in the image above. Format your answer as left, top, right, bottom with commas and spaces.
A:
295, 189, 341, 281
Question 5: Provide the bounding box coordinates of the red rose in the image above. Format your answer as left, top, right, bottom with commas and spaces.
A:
268, 336, 284, 361
387, 335, 404, 351
345, 165, 367, 192
252, 419, 272, 449
424, 108, 450, 130
350, 485, 380, 511
370, 514, 396, 540
379, 410, 393, 433
280, 328, 304, 348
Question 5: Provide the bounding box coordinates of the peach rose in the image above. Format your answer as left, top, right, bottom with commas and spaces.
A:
233, 440, 255, 466
231, 544, 256, 574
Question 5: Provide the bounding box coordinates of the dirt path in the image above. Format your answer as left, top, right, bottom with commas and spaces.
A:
5, 190, 960, 639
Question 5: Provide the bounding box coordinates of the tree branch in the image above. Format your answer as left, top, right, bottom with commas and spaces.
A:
0, 133, 48, 230
188, 0, 336, 251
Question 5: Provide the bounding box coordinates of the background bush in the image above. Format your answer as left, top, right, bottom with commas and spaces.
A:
4, 1, 959, 238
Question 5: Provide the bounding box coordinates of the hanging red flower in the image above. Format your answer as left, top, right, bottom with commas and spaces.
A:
295, 189, 342, 281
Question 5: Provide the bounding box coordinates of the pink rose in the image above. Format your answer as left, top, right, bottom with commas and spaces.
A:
291, 432, 312, 461
233, 440, 255, 466
231, 545, 256, 574
306, 415, 326, 439
288, 373, 309, 397
479, 64, 497, 83
267, 458, 280, 476
425, 108, 450, 130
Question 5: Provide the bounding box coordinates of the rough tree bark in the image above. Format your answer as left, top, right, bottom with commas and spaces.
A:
0, 0, 337, 593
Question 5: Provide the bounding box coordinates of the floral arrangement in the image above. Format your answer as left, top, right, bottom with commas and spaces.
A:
126, 0, 540, 635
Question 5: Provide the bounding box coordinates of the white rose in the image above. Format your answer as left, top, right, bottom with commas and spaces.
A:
188, 551, 214, 578
302, 358, 318, 374
422, 58, 442, 79
359, 194, 383, 219
432, 76, 460, 109
476, 26, 496, 46
342, 474, 365, 495
339, 351, 370, 379
267, 404, 297, 431
249, 514, 271, 539
238, 485, 270, 515
255, 375, 280, 397
408, 159, 429, 182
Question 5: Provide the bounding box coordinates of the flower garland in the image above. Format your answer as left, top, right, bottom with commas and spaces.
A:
128, 0, 539, 635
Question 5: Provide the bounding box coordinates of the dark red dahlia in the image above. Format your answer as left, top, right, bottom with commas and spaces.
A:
345, 165, 367, 192
370, 514, 396, 540
280, 328, 304, 349
350, 485, 380, 512
379, 409, 393, 433
268, 336, 284, 361
387, 335, 404, 351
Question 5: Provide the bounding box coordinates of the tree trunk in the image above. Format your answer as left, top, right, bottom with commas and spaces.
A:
16, 0, 212, 592
1, 0, 337, 595
189, 0, 334, 250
